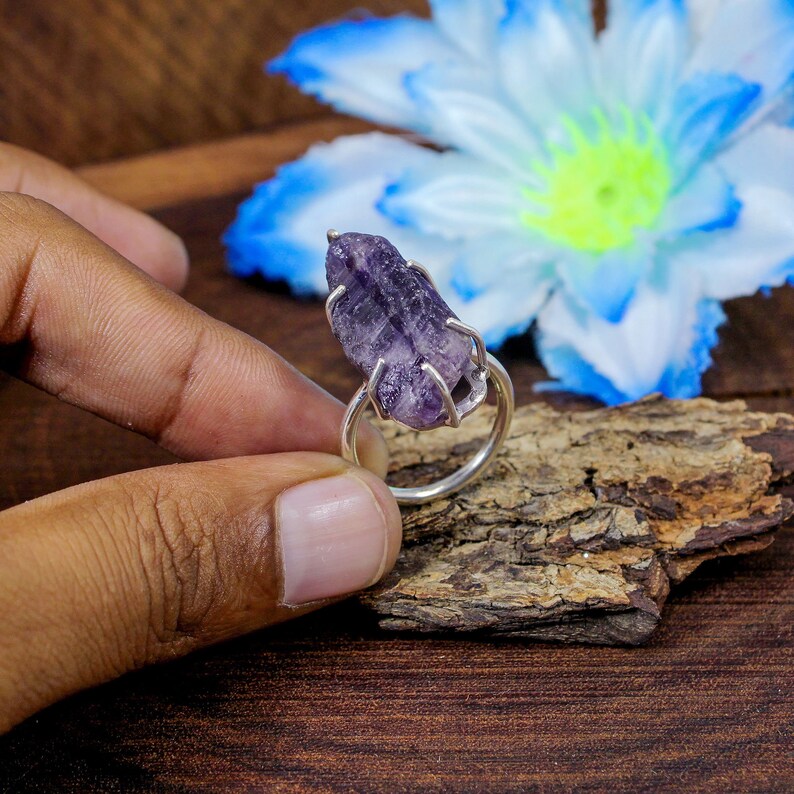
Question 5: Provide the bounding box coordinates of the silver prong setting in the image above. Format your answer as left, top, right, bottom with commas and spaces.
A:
327, 228, 341, 243
420, 361, 461, 428
366, 358, 391, 420
406, 259, 439, 292
341, 351, 514, 506
325, 284, 347, 326
446, 317, 489, 376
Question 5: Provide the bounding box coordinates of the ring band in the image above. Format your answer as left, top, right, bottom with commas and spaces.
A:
340, 352, 514, 505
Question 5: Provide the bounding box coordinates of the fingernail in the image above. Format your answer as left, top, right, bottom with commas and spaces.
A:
277, 474, 391, 606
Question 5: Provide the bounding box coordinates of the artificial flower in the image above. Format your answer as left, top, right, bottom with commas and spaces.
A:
225, 0, 794, 404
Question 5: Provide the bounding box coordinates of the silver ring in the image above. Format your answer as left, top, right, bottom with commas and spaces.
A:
340, 352, 514, 505
324, 229, 515, 506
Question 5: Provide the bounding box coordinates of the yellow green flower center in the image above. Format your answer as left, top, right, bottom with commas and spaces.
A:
522, 110, 671, 253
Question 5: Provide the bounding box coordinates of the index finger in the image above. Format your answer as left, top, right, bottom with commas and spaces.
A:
0, 193, 387, 475
0, 142, 189, 292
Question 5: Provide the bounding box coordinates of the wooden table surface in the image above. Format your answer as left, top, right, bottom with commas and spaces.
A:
1, 118, 792, 792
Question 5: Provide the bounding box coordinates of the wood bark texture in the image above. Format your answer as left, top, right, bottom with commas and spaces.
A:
362, 396, 794, 645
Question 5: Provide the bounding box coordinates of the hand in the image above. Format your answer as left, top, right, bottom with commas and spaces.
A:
0, 145, 401, 733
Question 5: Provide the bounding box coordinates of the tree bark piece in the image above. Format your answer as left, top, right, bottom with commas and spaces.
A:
361, 396, 794, 645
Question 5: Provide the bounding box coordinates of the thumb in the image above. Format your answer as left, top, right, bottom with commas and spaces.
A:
0, 453, 401, 733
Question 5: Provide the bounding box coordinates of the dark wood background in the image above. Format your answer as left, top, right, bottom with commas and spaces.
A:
0, 0, 791, 790
0, 0, 429, 166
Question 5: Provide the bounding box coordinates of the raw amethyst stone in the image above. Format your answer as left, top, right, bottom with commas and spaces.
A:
326, 232, 471, 430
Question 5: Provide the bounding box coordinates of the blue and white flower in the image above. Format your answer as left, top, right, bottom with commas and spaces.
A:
225, 0, 794, 404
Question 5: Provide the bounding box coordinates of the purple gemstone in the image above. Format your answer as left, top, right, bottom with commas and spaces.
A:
326, 232, 471, 430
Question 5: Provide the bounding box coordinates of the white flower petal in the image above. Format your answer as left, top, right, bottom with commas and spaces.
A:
687, 0, 725, 39
240, 0, 794, 409
717, 122, 794, 193
536, 274, 724, 403
379, 152, 529, 239
447, 231, 557, 298
404, 62, 544, 175
496, 0, 597, 132
668, 123, 794, 299
451, 284, 549, 349
446, 234, 556, 346
658, 162, 740, 236
555, 243, 653, 324
600, 0, 690, 123
225, 133, 456, 295
686, 0, 794, 100
429, 0, 506, 61
676, 184, 794, 300
269, 17, 457, 131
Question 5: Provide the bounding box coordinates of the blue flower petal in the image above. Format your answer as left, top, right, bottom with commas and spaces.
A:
601, 0, 688, 122
536, 298, 725, 404
269, 16, 455, 131
451, 286, 547, 349
534, 344, 629, 405
224, 158, 329, 293
535, 273, 721, 403
556, 246, 652, 324
657, 300, 726, 399
687, 0, 794, 102
664, 71, 762, 179
224, 133, 452, 295
506, 0, 594, 30
607, 0, 686, 22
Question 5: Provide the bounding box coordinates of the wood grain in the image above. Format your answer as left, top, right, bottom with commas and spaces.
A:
0, 0, 427, 166
0, 124, 791, 790
77, 117, 376, 212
